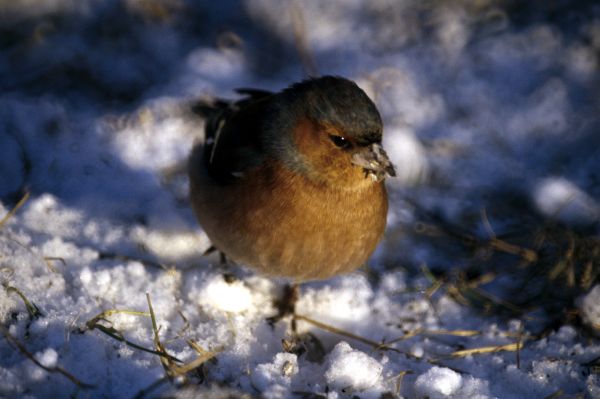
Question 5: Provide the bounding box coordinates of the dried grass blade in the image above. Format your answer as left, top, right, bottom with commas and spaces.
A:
451, 342, 522, 357
0, 190, 29, 229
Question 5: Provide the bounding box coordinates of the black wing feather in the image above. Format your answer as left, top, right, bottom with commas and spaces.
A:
191, 90, 274, 183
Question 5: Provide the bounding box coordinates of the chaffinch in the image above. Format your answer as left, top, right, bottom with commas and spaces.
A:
189, 76, 395, 282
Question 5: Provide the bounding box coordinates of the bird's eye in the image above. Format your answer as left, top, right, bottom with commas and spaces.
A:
329, 135, 351, 149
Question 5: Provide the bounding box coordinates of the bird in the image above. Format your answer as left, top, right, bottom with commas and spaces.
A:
188, 76, 395, 283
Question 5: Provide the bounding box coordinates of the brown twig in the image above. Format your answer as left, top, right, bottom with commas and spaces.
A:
0, 323, 94, 388
85, 309, 181, 363
387, 328, 481, 344
294, 314, 404, 354
133, 340, 222, 399
389, 370, 413, 397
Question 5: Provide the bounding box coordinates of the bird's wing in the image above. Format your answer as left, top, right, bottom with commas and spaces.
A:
191, 90, 274, 183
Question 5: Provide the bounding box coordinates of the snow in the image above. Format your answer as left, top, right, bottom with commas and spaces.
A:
324, 342, 383, 394
533, 177, 600, 226
35, 347, 59, 368
1, 0, 600, 398
251, 352, 298, 398
414, 366, 463, 398
198, 275, 254, 314
580, 285, 600, 331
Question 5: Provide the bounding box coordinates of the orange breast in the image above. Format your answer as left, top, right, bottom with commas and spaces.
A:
190, 158, 388, 281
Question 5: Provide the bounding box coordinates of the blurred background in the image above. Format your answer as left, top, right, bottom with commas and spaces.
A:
1, 1, 600, 397
1, 0, 599, 285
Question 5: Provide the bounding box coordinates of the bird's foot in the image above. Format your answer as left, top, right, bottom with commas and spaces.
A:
282, 331, 326, 363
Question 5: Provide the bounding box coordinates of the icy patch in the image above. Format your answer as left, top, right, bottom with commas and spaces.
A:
324, 342, 383, 393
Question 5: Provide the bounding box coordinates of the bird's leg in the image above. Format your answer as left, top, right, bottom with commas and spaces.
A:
202, 245, 223, 258
267, 283, 300, 330
275, 284, 327, 362
202, 245, 216, 255
203, 245, 233, 280
202, 245, 229, 264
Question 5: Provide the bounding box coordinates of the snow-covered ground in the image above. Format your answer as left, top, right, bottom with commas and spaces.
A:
1, 1, 599, 398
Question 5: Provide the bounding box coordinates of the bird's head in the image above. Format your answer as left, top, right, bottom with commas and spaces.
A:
265, 76, 396, 189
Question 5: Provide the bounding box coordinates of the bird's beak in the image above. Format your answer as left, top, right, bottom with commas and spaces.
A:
351, 143, 396, 182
